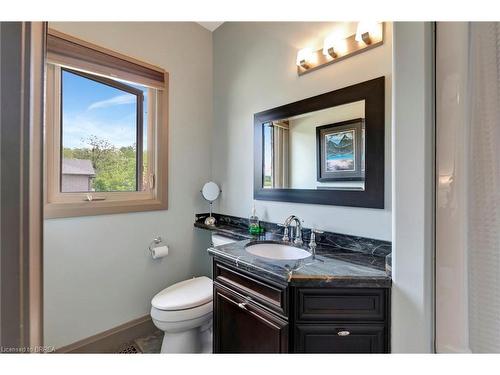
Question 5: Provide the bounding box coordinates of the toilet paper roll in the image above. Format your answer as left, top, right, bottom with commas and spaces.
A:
151, 245, 169, 259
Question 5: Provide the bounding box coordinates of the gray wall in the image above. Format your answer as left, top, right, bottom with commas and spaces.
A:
44, 22, 213, 348
212, 22, 393, 240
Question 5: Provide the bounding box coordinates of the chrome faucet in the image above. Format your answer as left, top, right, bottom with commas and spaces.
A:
280, 215, 303, 246
308, 229, 323, 259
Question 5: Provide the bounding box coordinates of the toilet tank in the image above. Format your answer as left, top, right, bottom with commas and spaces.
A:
211, 234, 238, 247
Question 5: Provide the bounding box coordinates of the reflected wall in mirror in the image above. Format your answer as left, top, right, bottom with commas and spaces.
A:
254, 77, 385, 208
262, 100, 366, 191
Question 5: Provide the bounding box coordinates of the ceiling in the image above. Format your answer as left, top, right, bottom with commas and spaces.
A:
197, 22, 224, 32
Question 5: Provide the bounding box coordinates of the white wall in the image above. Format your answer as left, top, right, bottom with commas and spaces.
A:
391, 22, 434, 353
44, 22, 213, 349
212, 22, 392, 240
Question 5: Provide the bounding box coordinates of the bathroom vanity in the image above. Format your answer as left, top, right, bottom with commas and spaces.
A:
195, 213, 392, 354
213, 259, 390, 353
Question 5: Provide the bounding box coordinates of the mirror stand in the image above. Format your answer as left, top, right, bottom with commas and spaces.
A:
205, 201, 216, 226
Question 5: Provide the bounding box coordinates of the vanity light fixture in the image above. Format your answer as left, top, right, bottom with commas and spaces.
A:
296, 47, 313, 69
297, 22, 385, 76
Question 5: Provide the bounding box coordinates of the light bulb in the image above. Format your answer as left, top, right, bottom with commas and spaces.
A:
323, 35, 338, 57
323, 32, 347, 57
355, 21, 382, 45
296, 47, 313, 68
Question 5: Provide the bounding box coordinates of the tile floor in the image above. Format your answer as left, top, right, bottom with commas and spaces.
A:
118, 330, 163, 354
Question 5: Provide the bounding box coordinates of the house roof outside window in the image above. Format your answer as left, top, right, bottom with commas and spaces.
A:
62, 158, 96, 176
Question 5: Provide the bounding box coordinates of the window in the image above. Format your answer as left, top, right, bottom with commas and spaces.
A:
45, 29, 168, 218
60, 68, 145, 193
262, 123, 273, 188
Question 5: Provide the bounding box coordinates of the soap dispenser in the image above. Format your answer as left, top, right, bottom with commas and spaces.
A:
249, 204, 262, 235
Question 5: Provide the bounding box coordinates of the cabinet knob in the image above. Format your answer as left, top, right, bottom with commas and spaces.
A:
337, 330, 350, 336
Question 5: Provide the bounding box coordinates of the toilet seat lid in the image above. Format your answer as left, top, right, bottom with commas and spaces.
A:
151, 276, 213, 310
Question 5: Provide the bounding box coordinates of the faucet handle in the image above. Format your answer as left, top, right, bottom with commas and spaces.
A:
309, 228, 323, 244
307, 228, 323, 260
277, 223, 289, 242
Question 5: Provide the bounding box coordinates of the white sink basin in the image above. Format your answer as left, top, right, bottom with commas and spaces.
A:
245, 243, 311, 260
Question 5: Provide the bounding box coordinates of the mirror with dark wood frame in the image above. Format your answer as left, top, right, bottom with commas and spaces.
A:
254, 77, 385, 209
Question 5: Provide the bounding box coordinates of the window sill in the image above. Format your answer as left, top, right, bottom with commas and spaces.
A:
44, 197, 167, 219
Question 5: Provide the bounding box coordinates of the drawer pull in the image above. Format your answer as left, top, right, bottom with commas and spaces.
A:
237, 302, 248, 310
237, 298, 252, 310
337, 330, 350, 336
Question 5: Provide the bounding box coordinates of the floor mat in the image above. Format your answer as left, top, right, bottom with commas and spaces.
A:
117, 343, 140, 354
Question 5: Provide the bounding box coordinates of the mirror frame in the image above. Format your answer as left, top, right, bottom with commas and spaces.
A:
253, 76, 385, 208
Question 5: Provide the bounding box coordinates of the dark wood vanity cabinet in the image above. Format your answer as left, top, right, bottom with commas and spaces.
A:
214, 284, 289, 353
212, 259, 390, 354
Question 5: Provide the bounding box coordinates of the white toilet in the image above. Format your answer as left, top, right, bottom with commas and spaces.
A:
150, 276, 213, 353
150, 234, 237, 353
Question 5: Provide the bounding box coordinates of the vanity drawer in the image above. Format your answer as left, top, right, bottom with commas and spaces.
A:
213, 283, 289, 353
296, 288, 386, 322
213, 261, 288, 317
294, 324, 387, 353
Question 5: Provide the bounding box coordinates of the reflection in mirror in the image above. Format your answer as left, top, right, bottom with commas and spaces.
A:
262, 100, 365, 191
202, 181, 221, 202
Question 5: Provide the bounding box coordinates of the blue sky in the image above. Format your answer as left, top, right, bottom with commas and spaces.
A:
62, 70, 147, 149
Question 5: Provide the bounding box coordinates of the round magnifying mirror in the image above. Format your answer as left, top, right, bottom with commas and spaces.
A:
202, 181, 220, 202
201, 181, 220, 226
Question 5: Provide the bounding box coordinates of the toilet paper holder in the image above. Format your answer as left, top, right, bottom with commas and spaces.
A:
148, 236, 164, 256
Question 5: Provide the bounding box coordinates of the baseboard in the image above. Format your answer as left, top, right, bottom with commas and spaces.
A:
56, 315, 157, 353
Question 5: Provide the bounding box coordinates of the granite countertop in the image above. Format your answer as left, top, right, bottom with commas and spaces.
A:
194, 220, 254, 241
195, 214, 391, 288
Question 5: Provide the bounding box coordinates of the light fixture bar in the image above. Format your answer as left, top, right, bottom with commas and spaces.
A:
297, 22, 384, 76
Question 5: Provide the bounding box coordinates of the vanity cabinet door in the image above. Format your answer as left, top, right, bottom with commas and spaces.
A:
213, 284, 289, 353
294, 324, 386, 353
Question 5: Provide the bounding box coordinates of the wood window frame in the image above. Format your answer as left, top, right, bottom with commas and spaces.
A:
44, 29, 168, 218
